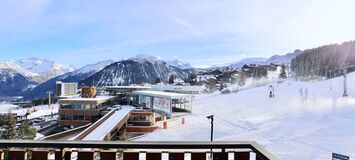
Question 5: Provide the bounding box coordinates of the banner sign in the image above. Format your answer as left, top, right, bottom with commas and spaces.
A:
153, 97, 171, 115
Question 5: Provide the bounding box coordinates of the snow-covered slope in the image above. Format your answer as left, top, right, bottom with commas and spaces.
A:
16, 57, 77, 83
17, 57, 75, 74
0, 69, 37, 97
265, 49, 303, 64
22, 60, 113, 100
73, 60, 114, 75
227, 57, 267, 69
167, 59, 193, 70
0, 60, 39, 78
0, 57, 76, 83
217, 50, 303, 70
137, 72, 355, 159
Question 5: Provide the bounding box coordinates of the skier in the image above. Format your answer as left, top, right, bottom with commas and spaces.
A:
305, 88, 308, 100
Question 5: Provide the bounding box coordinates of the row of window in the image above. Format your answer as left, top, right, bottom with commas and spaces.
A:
60, 104, 104, 110
129, 115, 152, 122
60, 115, 90, 121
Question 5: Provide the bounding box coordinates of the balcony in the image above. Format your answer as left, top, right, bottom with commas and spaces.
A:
0, 140, 278, 160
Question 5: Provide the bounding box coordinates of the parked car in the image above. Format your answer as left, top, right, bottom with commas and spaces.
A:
33, 117, 45, 123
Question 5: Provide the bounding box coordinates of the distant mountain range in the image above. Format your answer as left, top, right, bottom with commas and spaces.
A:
22, 60, 114, 100
0, 57, 76, 83
0, 69, 37, 97
0, 48, 320, 101
23, 55, 188, 100
167, 59, 193, 70
80, 55, 188, 87
225, 50, 303, 69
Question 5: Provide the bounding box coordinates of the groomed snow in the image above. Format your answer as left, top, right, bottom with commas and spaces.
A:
136, 72, 355, 160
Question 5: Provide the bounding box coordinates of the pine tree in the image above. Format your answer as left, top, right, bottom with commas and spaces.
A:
279, 65, 287, 79
237, 71, 247, 86
2, 113, 17, 139
154, 77, 161, 84
168, 75, 175, 84
19, 120, 36, 140
186, 73, 197, 85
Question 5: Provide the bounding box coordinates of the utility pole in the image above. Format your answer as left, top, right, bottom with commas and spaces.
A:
47, 91, 53, 117
343, 69, 349, 97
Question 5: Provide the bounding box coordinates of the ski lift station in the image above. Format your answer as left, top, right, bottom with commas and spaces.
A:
132, 90, 193, 118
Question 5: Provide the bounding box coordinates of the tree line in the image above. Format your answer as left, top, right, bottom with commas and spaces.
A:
291, 40, 355, 77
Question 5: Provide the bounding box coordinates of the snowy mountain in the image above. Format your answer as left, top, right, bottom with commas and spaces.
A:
0, 57, 77, 83
16, 57, 77, 83
129, 54, 163, 63
224, 50, 303, 69
0, 69, 37, 97
0, 60, 40, 78
80, 58, 188, 87
167, 59, 193, 70
22, 60, 114, 100
227, 57, 268, 69
265, 49, 303, 64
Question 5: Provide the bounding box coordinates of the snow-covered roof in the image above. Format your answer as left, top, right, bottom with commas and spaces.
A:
58, 96, 113, 104
81, 106, 133, 141
152, 84, 204, 92
133, 91, 193, 99
105, 86, 152, 90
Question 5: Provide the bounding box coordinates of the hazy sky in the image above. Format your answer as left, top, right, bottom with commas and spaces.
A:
0, 0, 355, 68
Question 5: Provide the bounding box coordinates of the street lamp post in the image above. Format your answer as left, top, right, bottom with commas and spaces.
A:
207, 115, 214, 142
207, 115, 214, 160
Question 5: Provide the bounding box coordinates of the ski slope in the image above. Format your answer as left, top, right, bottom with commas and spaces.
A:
137, 72, 355, 160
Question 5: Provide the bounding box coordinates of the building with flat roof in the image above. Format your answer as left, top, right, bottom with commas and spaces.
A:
132, 91, 193, 118
58, 96, 113, 127
151, 84, 204, 94
104, 86, 152, 105
105, 86, 152, 94
56, 81, 78, 98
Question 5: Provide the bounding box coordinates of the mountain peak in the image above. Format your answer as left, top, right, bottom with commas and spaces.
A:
167, 59, 193, 69
129, 54, 163, 63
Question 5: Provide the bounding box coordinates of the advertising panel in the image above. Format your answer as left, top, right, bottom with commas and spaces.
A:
153, 97, 171, 115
